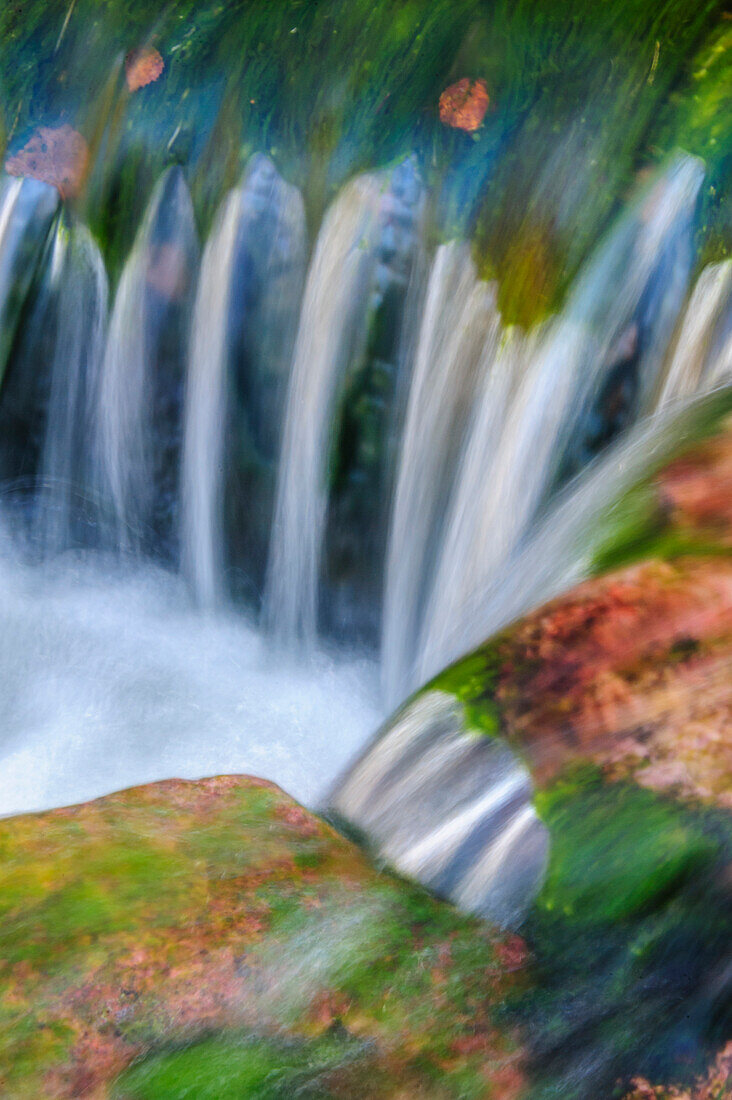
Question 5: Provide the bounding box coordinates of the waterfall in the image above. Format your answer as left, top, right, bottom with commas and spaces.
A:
384, 153, 703, 696
93, 167, 198, 555
0, 177, 59, 388
329, 690, 549, 926
381, 243, 501, 704
417, 392, 717, 688
181, 155, 306, 607
35, 222, 108, 552
265, 160, 423, 647
0, 152, 710, 705
657, 259, 732, 406
180, 189, 241, 607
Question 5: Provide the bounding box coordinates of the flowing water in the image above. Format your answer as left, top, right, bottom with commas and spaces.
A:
0, 9, 730, 1098
264, 159, 423, 647
0, 521, 379, 817
94, 166, 198, 556
182, 155, 306, 607
35, 222, 108, 553
406, 152, 703, 695
0, 139, 726, 902
657, 258, 732, 406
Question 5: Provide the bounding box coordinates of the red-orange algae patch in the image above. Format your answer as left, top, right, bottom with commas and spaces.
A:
125, 46, 165, 92
624, 1039, 732, 1098
659, 419, 732, 545
439, 78, 490, 131
496, 558, 732, 802
5, 124, 89, 199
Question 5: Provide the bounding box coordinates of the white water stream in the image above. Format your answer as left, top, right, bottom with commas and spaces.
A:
0, 524, 379, 816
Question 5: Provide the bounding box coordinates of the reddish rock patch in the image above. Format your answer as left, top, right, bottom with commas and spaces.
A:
496, 557, 732, 802
623, 1040, 732, 1098
5, 124, 89, 199
125, 46, 165, 92
439, 77, 490, 131
659, 420, 732, 545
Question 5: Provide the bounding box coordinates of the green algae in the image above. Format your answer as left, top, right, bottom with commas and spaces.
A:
0, 0, 729, 306
431, 649, 503, 737
589, 388, 732, 577
517, 769, 732, 1099
589, 479, 731, 577
534, 767, 716, 925
113, 1033, 353, 1100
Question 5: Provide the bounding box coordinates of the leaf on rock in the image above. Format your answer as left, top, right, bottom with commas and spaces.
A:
439, 78, 489, 132
4, 124, 89, 199
125, 46, 165, 93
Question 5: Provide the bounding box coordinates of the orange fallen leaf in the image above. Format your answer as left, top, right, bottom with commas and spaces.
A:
125, 46, 165, 93
5, 124, 89, 199
439, 78, 490, 132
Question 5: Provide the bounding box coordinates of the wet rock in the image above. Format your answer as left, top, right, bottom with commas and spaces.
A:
0, 775, 526, 1099
331, 401, 732, 1098
623, 1041, 732, 1099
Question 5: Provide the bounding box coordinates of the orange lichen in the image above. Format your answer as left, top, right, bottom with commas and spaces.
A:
624, 1040, 732, 1098
125, 46, 165, 92
439, 78, 490, 131
5, 124, 89, 199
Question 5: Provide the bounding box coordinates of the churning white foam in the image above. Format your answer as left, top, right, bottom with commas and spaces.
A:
0, 520, 380, 816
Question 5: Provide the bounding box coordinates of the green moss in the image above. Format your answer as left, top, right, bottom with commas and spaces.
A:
517, 769, 732, 1098
113, 1033, 355, 1100
660, 21, 732, 269
535, 767, 715, 924
590, 480, 731, 575
0, 1018, 76, 1097
431, 648, 503, 737
589, 388, 732, 576
0, 837, 192, 971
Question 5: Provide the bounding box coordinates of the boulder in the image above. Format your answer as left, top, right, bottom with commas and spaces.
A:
0, 775, 527, 1098
331, 397, 732, 1098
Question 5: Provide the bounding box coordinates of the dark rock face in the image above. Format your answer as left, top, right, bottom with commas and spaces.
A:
0, 178, 60, 484
143, 167, 199, 559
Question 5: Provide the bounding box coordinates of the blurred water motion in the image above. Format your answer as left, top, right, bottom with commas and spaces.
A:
0, 73, 728, 820
0, 4, 730, 1099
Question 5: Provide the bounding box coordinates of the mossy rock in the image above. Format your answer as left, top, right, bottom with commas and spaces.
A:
331, 397, 732, 1097
0, 775, 527, 1099
1, 0, 729, 296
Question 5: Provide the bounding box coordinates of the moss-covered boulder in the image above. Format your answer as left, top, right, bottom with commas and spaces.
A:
332, 400, 732, 1098
0, 774, 530, 1099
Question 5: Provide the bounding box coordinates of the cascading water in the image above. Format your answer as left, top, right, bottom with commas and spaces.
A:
181, 155, 306, 607
93, 166, 198, 556
264, 159, 424, 647
381, 242, 502, 705
403, 153, 703, 693
658, 259, 732, 405
330, 690, 549, 925
34, 222, 108, 553
0, 135, 723, 828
